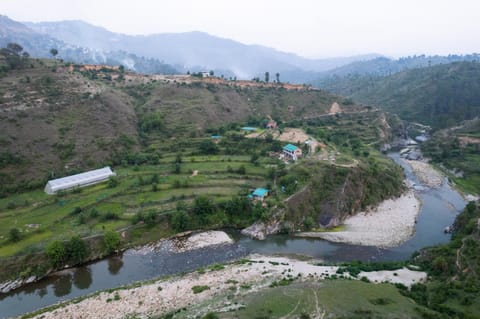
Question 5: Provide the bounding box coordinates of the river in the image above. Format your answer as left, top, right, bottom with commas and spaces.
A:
0, 154, 467, 319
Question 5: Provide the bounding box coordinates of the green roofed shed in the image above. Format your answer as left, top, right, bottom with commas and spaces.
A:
283, 144, 298, 152
251, 188, 269, 200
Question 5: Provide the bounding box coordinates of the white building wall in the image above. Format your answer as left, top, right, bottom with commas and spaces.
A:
44, 167, 116, 194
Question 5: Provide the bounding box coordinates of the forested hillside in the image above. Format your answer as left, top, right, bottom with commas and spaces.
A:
407, 201, 480, 318
316, 62, 480, 128
422, 118, 480, 194
315, 54, 480, 79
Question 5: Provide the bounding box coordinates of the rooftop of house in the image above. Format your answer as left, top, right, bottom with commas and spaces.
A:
283, 144, 299, 152
252, 188, 269, 197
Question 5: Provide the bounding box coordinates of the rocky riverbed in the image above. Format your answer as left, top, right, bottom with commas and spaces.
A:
27, 255, 426, 319
297, 190, 421, 248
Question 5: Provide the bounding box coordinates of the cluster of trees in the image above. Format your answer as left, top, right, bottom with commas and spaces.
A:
0, 43, 30, 72
168, 194, 270, 233
252, 72, 281, 83
45, 236, 88, 268
421, 123, 480, 194
45, 230, 121, 268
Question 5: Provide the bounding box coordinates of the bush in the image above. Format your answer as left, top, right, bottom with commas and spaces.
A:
70, 207, 82, 215
171, 210, 190, 232
192, 285, 210, 294
144, 210, 157, 226
46, 240, 66, 267
89, 208, 100, 218
303, 216, 315, 230
108, 176, 119, 188
236, 165, 246, 175
65, 236, 88, 264
104, 230, 121, 254
8, 227, 21, 242
140, 112, 163, 133
101, 211, 119, 221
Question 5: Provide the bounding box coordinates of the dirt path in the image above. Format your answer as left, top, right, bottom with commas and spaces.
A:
333, 158, 359, 168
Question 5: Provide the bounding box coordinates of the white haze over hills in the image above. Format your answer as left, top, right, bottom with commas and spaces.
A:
1, 14, 479, 83
24, 19, 381, 80
2, 0, 479, 58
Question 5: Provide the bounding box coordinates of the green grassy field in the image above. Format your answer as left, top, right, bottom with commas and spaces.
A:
174, 280, 434, 319
0, 155, 266, 257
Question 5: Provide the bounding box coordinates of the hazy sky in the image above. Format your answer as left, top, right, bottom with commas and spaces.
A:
1, 0, 479, 58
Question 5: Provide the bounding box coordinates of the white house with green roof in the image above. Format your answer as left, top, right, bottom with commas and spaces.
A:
283, 144, 302, 160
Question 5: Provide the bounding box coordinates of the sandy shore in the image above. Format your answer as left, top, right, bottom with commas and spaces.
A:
406, 160, 443, 188
174, 230, 234, 252
27, 255, 426, 319
298, 190, 421, 248
129, 230, 234, 255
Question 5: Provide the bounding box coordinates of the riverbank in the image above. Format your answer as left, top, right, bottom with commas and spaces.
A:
172, 230, 234, 252
406, 160, 443, 188
298, 190, 421, 248
25, 254, 426, 319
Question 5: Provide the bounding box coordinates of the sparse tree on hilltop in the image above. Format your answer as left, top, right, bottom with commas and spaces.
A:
7, 43, 23, 55
50, 48, 58, 58
1, 43, 27, 69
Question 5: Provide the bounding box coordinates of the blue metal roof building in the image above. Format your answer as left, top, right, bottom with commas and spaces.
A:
250, 188, 269, 200
283, 144, 298, 152
252, 188, 269, 197
283, 143, 302, 160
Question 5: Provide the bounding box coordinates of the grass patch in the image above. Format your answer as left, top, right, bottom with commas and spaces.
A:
233, 280, 429, 319
192, 285, 210, 294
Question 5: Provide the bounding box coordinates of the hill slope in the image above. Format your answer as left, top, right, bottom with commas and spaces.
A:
405, 201, 480, 318
316, 62, 480, 128
0, 56, 361, 194
0, 58, 140, 194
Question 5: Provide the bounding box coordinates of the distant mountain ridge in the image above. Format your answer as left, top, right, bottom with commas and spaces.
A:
24, 19, 381, 80
0, 15, 177, 74
315, 54, 480, 79
3, 15, 480, 83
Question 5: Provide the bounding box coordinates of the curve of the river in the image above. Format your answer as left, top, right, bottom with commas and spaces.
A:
0, 154, 467, 319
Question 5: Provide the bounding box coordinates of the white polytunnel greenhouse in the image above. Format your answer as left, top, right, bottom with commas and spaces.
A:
44, 166, 116, 194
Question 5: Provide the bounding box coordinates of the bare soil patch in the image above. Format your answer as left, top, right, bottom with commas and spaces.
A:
276, 128, 310, 144
329, 102, 342, 114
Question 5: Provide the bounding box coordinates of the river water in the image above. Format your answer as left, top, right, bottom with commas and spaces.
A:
0, 154, 467, 319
